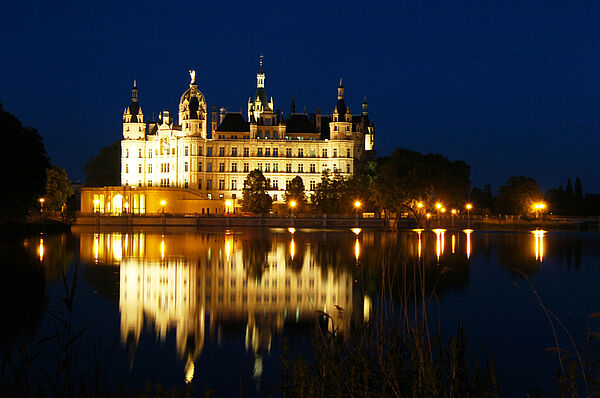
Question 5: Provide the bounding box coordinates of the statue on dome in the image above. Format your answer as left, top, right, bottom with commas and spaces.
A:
189, 70, 196, 84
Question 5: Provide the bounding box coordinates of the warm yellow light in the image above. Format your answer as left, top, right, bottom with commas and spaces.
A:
38, 238, 44, 262
124, 202, 129, 209
94, 198, 99, 205
463, 229, 473, 259
351, 227, 362, 235
466, 204, 472, 210
225, 200, 232, 207
39, 198, 45, 203
417, 202, 423, 208
288, 227, 296, 234
441, 208, 446, 213
354, 201, 361, 208
160, 200, 166, 206
436, 203, 442, 209
451, 209, 457, 215
426, 213, 431, 219
290, 201, 296, 208
354, 238, 360, 261
290, 238, 295, 260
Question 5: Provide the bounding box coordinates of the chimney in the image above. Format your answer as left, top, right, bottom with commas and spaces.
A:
211, 105, 217, 133
315, 107, 321, 132
220, 107, 226, 124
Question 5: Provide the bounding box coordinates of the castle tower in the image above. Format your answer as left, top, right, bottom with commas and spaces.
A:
178, 70, 208, 138
329, 78, 353, 140
123, 80, 146, 140
248, 56, 274, 122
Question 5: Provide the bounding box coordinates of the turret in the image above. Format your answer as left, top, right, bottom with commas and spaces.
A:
248, 56, 275, 121
123, 80, 146, 140
178, 70, 207, 138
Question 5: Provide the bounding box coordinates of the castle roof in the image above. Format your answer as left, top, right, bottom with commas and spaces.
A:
216, 113, 250, 132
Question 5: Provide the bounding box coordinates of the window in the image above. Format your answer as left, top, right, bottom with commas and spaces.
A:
231, 147, 237, 157
273, 163, 279, 172
322, 149, 327, 158
217, 162, 223, 172
286, 179, 291, 189
184, 181, 188, 188
198, 180, 201, 189
148, 180, 152, 187
185, 146, 189, 156
272, 179, 278, 189
286, 148, 292, 157
125, 164, 129, 173
273, 194, 277, 201
265, 148, 271, 157
243, 147, 249, 157
257, 130, 262, 138
125, 149, 129, 158
298, 164, 304, 173
310, 163, 315, 173
347, 148, 351, 158
231, 179, 237, 190
298, 148, 304, 158
184, 162, 189, 172
198, 147, 203, 156
273, 148, 279, 157
206, 179, 212, 189
273, 131, 279, 139
138, 148, 142, 158
219, 147, 225, 157
243, 162, 249, 172
346, 163, 351, 173
138, 164, 142, 173
218, 179, 225, 190
333, 149, 338, 157
148, 164, 152, 173
310, 148, 315, 157
231, 163, 237, 172
257, 162, 262, 171
322, 163, 327, 172
265, 130, 271, 139
257, 148, 263, 156
207, 147, 213, 157
198, 162, 202, 172
334, 125, 338, 131
148, 149, 153, 158
171, 148, 175, 155
286, 163, 292, 173
265, 163, 271, 172
310, 180, 316, 190
207, 162, 213, 172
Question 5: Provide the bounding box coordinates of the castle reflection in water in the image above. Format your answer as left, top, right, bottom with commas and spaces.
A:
79, 229, 368, 384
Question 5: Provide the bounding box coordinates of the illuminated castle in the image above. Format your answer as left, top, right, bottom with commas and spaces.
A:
120, 57, 375, 205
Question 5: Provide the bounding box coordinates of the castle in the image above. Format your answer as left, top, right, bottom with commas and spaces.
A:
82, 58, 375, 215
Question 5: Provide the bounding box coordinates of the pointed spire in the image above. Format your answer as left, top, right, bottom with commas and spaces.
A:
291, 96, 296, 114
259, 55, 263, 74
257, 56, 265, 89
337, 78, 344, 100
362, 95, 368, 116
131, 80, 138, 102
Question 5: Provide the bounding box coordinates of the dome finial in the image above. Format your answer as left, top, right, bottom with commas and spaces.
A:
339, 77, 343, 87
189, 70, 196, 85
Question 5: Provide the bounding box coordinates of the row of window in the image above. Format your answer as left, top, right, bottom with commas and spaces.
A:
126, 161, 350, 175
124, 146, 352, 159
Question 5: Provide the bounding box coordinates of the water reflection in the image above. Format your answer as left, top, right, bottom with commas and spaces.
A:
533, 230, 546, 262
81, 231, 359, 385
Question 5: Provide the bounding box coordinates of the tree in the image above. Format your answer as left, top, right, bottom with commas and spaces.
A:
44, 165, 74, 211
0, 102, 50, 222
470, 185, 494, 214
311, 171, 351, 214
371, 148, 470, 221
241, 169, 272, 214
494, 176, 543, 216
82, 140, 121, 187
284, 176, 307, 210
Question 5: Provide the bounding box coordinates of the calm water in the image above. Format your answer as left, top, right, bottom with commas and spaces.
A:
3, 228, 600, 396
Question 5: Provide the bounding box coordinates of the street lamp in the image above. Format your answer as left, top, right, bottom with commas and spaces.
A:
160, 200, 166, 214
451, 209, 456, 229
436, 203, 442, 226
533, 202, 546, 219
289, 200, 296, 218
225, 200, 232, 216
466, 203, 472, 227
39, 198, 45, 214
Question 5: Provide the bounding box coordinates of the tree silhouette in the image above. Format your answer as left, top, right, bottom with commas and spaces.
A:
82, 140, 121, 187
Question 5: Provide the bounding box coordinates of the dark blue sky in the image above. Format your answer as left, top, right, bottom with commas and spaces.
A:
1, 1, 598, 193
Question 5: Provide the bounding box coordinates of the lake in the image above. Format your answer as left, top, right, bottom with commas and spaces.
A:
2, 228, 599, 396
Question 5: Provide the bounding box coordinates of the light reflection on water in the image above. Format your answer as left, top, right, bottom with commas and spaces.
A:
18, 228, 600, 396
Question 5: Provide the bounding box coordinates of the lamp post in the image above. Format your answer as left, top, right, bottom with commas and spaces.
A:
289, 200, 296, 227
160, 200, 166, 214
39, 198, 45, 216
225, 200, 232, 216
451, 209, 456, 229
354, 200, 361, 227
436, 203, 442, 226
466, 203, 472, 228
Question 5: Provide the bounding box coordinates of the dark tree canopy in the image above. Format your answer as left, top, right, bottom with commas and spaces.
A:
311, 171, 353, 214
495, 176, 543, 216
242, 169, 272, 214
284, 176, 307, 210
83, 140, 121, 187
371, 148, 471, 218
0, 102, 50, 222
44, 165, 74, 211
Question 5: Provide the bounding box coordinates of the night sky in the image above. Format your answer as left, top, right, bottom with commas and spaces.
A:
1, 1, 598, 193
